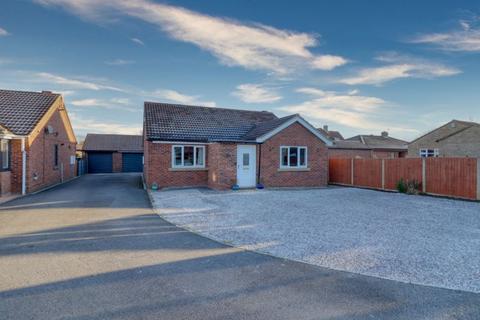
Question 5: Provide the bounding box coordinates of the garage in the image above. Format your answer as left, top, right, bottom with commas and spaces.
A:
122, 153, 143, 172
87, 152, 113, 173
81, 134, 143, 174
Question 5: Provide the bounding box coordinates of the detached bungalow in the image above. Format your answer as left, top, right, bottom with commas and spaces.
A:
0, 89, 77, 196
143, 102, 332, 190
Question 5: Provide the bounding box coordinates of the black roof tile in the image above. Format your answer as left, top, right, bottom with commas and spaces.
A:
0, 89, 60, 135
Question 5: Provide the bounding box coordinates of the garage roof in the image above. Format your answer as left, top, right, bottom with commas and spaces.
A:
83, 134, 143, 152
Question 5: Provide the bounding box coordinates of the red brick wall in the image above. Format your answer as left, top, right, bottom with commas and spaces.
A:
259, 122, 328, 187
113, 152, 122, 173
329, 148, 372, 159
208, 143, 237, 190
144, 141, 208, 189
26, 107, 76, 193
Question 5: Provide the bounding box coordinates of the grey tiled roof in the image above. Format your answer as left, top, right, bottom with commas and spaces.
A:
83, 134, 143, 152
144, 102, 279, 142
242, 114, 298, 140
0, 89, 60, 135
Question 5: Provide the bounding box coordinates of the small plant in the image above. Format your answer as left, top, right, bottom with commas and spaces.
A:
396, 178, 421, 195
396, 178, 407, 193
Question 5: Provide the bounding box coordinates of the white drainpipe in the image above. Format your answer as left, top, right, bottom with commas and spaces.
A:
21, 137, 26, 195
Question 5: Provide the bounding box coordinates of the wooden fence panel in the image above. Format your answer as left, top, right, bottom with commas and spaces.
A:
384, 158, 423, 191
425, 158, 477, 200
353, 159, 382, 189
329, 158, 352, 184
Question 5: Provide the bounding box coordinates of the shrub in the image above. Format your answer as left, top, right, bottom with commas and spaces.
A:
396, 178, 421, 195
396, 178, 407, 193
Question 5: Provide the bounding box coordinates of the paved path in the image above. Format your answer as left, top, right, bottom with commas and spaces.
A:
0, 174, 478, 320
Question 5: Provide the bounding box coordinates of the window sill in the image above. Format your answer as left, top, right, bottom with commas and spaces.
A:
278, 167, 310, 172
169, 167, 208, 172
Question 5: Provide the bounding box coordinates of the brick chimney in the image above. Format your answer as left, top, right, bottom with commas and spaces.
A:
381, 131, 388, 137
323, 125, 329, 132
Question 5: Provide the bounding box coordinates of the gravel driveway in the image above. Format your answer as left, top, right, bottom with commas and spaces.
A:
151, 187, 480, 293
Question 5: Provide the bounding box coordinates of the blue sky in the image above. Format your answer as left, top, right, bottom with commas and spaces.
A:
1, 0, 480, 140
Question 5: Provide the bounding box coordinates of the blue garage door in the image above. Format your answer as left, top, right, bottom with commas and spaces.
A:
122, 153, 143, 172
88, 152, 113, 173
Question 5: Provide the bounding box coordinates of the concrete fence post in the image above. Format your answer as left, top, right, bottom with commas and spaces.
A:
351, 158, 354, 185
477, 158, 480, 200
422, 158, 427, 193
381, 159, 385, 190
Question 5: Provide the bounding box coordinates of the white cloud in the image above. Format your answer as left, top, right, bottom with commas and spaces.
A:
69, 113, 141, 135
70, 98, 137, 112
280, 87, 417, 134
0, 27, 9, 36
312, 55, 348, 70
338, 54, 460, 85
131, 37, 145, 46
35, 72, 124, 92
150, 89, 216, 108
232, 84, 282, 103
35, 0, 347, 74
105, 59, 135, 66
411, 20, 480, 52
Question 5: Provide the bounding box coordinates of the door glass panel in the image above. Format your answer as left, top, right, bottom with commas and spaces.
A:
243, 153, 249, 166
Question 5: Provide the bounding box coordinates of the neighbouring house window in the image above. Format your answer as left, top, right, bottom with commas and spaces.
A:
54, 144, 59, 167
419, 148, 439, 158
280, 146, 307, 168
1, 139, 10, 170
172, 145, 206, 168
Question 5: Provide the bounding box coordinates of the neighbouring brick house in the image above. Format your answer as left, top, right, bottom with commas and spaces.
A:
143, 102, 332, 190
408, 119, 480, 158
329, 132, 408, 159
0, 89, 77, 196
82, 134, 143, 173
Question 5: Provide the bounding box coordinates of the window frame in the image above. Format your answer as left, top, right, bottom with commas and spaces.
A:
279, 146, 308, 169
419, 148, 439, 158
171, 145, 206, 168
0, 139, 10, 170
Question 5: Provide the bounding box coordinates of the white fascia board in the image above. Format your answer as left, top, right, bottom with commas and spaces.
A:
256, 115, 333, 146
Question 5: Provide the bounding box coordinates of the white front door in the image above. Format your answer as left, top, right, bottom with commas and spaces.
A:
236, 145, 256, 188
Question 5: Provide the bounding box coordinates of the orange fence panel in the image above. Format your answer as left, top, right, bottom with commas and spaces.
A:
384, 158, 423, 190
425, 158, 477, 200
353, 159, 382, 189
329, 158, 351, 185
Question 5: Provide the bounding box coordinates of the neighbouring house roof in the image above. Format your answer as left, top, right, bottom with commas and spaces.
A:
0, 89, 60, 135
332, 134, 408, 150
144, 102, 332, 144
410, 119, 480, 144
83, 134, 143, 152
317, 128, 344, 141
328, 131, 344, 140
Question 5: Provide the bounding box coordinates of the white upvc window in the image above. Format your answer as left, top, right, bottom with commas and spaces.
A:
419, 148, 439, 158
1, 139, 9, 170
172, 145, 205, 168
280, 146, 308, 168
